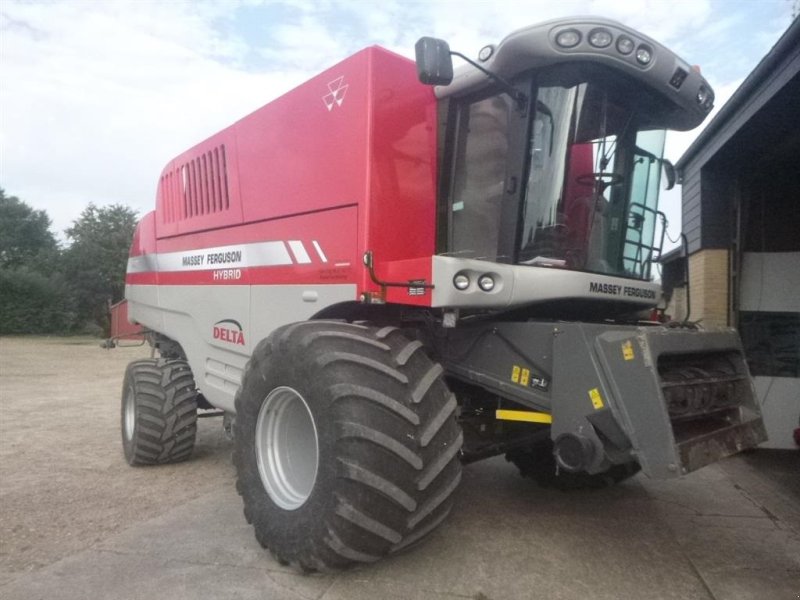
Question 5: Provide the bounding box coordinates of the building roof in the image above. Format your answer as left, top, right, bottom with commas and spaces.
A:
676, 17, 800, 173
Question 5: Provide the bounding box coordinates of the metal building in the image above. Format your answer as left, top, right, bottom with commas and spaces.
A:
674, 17, 799, 448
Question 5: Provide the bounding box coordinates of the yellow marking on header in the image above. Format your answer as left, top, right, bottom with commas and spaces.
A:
589, 388, 605, 410
511, 365, 521, 383
622, 340, 635, 361
520, 368, 530, 386
495, 409, 553, 424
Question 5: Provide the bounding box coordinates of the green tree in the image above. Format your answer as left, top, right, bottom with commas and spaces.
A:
0, 267, 78, 334
0, 189, 77, 333
64, 203, 138, 333
0, 188, 60, 271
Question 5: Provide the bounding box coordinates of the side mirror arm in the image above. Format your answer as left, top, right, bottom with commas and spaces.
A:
414, 37, 528, 111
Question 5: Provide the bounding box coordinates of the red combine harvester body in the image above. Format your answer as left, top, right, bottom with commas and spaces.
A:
129, 47, 436, 303
120, 18, 767, 571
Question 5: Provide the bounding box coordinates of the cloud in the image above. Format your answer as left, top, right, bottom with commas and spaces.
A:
0, 0, 793, 242
0, 0, 306, 236
259, 9, 351, 71
588, 0, 714, 46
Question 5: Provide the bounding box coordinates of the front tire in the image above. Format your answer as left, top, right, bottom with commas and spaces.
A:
233, 321, 463, 571
121, 359, 198, 465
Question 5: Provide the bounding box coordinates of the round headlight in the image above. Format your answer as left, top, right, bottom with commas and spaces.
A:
555, 29, 581, 49
477, 275, 495, 292
478, 45, 494, 62
453, 273, 470, 290
588, 28, 612, 48
636, 45, 652, 65
616, 36, 634, 55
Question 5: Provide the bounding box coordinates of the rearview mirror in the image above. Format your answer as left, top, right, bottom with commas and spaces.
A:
415, 37, 454, 86
662, 159, 676, 190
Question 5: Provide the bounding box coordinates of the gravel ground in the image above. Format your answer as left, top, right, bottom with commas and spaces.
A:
2, 336, 797, 600
0, 336, 234, 586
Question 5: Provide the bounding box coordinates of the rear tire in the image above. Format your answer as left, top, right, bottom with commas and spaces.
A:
121, 359, 198, 465
233, 321, 463, 571
506, 441, 640, 490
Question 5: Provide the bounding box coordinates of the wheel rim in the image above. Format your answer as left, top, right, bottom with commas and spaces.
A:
255, 386, 319, 510
123, 386, 136, 441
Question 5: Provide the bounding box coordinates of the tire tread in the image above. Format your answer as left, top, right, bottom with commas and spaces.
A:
121, 358, 198, 466
232, 321, 462, 572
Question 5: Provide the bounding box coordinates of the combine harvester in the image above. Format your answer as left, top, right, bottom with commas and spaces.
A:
119, 17, 766, 570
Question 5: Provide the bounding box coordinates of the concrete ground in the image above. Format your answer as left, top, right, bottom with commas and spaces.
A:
1, 337, 798, 600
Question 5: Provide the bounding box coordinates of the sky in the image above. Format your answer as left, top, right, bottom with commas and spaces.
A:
0, 0, 796, 246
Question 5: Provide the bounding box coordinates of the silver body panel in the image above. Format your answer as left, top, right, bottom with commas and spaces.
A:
127, 282, 357, 413
430, 256, 660, 309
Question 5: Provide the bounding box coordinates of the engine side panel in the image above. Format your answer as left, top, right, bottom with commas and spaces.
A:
139, 283, 356, 412
127, 206, 361, 411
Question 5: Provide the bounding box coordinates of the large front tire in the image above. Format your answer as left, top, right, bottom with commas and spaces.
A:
233, 321, 463, 571
121, 359, 198, 465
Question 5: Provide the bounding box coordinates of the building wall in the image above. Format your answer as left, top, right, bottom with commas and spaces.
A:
664, 285, 688, 323
681, 165, 734, 256
681, 165, 702, 254
688, 249, 729, 328
676, 24, 800, 448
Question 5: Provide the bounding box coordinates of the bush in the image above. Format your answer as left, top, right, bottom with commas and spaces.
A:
0, 267, 78, 334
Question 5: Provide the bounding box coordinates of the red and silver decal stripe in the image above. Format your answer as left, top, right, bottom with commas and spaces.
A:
126, 240, 335, 286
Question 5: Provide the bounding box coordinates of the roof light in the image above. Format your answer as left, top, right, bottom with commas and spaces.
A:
555, 29, 581, 48
588, 28, 612, 48
697, 87, 714, 111
453, 273, 470, 290
635, 45, 653, 65
478, 275, 495, 292
616, 36, 634, 55
478, 45, 494, 62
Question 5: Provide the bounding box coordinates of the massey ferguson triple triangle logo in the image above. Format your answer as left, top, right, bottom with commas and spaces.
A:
323, 76, 348, 111
213, 319, 245, 346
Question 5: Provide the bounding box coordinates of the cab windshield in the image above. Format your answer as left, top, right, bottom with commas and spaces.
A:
446, 66, 666, 281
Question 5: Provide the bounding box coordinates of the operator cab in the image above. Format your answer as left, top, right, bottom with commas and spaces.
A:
420, 18, 711, 285
442, 64, 668, 281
